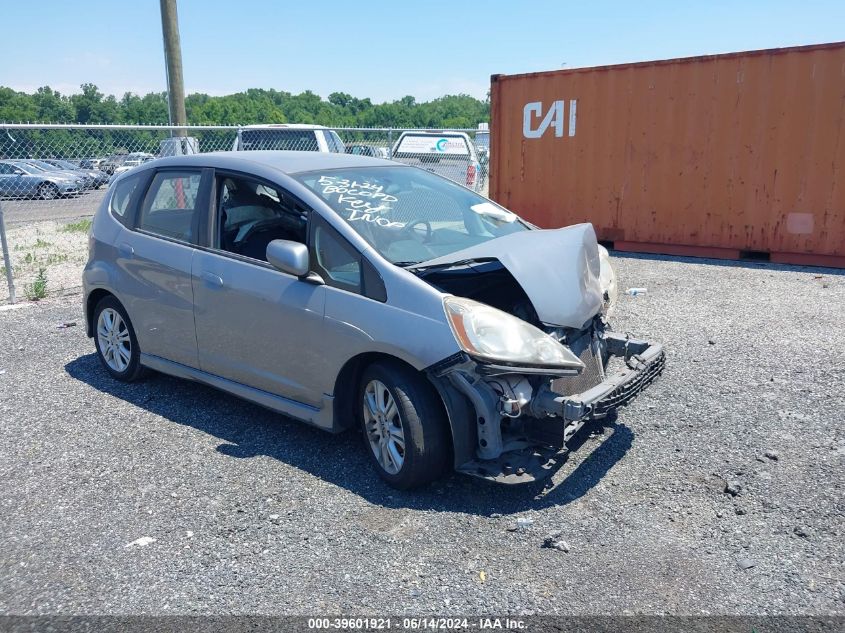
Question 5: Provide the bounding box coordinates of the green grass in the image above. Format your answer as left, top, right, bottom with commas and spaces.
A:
34, 238, 51, 248
46, 253, 69, 265
24, 267, 47, 301
62, 218, 93, 234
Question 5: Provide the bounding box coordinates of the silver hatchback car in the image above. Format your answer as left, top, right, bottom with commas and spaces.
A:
83, 151, 664, 489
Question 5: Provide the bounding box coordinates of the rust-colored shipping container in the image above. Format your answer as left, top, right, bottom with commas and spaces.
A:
489, 42, 845, 267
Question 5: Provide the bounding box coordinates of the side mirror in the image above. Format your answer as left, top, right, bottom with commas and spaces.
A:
266, 239, 310, 277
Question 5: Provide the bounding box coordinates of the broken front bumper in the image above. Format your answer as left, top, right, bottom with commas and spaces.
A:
532, 333, 665, 438
430, 331, 665, 484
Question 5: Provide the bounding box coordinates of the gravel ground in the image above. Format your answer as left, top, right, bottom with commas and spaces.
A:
0, 254, 842, 616
0, 219, 90, 303
1, 190, 103, 226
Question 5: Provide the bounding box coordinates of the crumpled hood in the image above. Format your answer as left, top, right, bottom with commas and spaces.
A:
419, 223, 604, 329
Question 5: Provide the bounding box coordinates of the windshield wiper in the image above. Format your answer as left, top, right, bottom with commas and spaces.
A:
407, 257, 497, 273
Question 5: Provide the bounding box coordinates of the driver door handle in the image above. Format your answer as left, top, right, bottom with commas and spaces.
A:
200, 271, 224, 288
118, 242, 134, 258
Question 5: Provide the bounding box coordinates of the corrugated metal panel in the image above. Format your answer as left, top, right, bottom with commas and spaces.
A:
490, 42, 845, 263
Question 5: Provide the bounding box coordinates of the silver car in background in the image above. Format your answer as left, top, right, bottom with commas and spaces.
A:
20, 159, 92, 189
42, 159, 110, 188
83, 151, 664, 488
0, 160, 82, 199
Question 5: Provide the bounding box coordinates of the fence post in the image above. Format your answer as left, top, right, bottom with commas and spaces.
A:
0, 203, 15, 304
387, 128, 393, 159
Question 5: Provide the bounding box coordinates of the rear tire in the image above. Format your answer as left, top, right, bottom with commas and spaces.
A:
358, 360, 450, 489
93, 296, 147, 382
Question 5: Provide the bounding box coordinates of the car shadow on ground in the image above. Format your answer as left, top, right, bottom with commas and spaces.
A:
65, 353, 633, 516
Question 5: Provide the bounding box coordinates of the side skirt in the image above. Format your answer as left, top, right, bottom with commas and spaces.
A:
139, 353, 337, 432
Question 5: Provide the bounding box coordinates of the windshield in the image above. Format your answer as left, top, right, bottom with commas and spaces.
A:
295, 165, 529, 265
12, 162, 41, 174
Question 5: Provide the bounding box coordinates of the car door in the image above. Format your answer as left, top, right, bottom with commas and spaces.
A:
0, 163, 28, 197
191, 172, 327, 407
116, 168, 211, 368
0, 163, 14, 195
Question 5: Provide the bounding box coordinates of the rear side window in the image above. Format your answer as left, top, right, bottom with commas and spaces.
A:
324, 130, 346, 153
109, 173, 142, 227
138, 171, 204, 244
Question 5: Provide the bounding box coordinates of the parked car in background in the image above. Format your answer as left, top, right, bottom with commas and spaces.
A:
41, 159, 109, 188
231, 124, 346, 153
474, 123, 490, 186
390, 130, 484, 192
101, 153, 155, 175
0, 160, 82, 199
83, 151, 663, 489
346, 144, 389, 158
79, 158, 107, 171
19, 159, 91, 189
107, 159, 150, 185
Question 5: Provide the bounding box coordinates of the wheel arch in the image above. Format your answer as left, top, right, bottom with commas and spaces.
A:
332, 352, 414, 432
85, 288, 115, 337
332, 351, 473, 468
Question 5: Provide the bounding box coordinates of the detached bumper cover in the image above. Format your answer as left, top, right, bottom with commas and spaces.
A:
540, 333, 664, 421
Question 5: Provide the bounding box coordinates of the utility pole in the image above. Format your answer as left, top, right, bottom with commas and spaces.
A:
160, 0, 187, 137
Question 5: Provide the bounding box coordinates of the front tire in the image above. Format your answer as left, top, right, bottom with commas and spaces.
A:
93, 296, 146, 382
38, 182, 59, 200
359, 361, 450, 489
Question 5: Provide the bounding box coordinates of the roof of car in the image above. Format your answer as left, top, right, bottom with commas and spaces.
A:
238, 124, 328, 130
147, 150, 398, 174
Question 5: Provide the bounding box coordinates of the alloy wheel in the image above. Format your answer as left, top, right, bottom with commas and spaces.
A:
39, 183, 58, 200
362, 379, 406, 475
97, 307, 132, 372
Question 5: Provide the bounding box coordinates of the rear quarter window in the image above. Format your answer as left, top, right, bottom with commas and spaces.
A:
109, 173, 143, 228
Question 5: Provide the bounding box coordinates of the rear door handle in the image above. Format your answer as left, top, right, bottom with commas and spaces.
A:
118, 242, 134, 258
200, 271, 224, 288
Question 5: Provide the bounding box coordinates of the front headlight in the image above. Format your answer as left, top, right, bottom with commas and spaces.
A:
443, 296, 584, 369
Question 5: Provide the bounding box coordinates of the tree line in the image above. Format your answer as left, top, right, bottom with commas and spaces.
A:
0, 84, 490, 128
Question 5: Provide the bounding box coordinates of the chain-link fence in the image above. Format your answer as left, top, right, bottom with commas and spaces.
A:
0, 124, 491, 302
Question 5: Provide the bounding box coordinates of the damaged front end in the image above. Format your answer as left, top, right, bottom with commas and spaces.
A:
428, 318, 664, 483
417, 224, 664, 484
